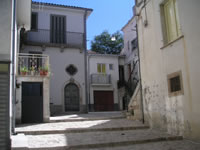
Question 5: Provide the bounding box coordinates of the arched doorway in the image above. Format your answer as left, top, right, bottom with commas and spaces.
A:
64, 83, 80, 112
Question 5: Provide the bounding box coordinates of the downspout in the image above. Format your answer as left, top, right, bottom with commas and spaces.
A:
84, 10, 89, 113
87, 55, 91, 111
135, 20, 145, 124
11, 0, 16, 134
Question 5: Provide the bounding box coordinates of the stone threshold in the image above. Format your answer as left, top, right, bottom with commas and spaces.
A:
19, 136, 183, 150
49, 116, 126, 123
16, 126, 150, 135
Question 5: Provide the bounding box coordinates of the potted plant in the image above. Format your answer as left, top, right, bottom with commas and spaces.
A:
39, 66, 49, 76
29, 66, 36, 76
20, 67, 28, 75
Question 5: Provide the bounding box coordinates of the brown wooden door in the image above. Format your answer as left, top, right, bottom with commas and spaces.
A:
94, 91, 114, 111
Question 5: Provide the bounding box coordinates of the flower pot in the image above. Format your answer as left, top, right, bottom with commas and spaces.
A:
43, 71, 48, 76
40, 70, 48, 76
21, 72, 27, 75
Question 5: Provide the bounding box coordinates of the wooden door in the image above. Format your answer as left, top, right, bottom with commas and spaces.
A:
94, 91, 114, 111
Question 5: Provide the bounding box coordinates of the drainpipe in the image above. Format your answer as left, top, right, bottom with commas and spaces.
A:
11, 0, 17, 134
84, 10, 89, 113
87, 54, 91, 111
135, 20, 145, 124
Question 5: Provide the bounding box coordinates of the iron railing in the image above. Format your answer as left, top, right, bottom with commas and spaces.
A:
24, 29, 84, 48
17, 53, 50, 76
91, 74, 111, 85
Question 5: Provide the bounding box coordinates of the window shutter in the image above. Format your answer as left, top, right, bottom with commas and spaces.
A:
97, 64, 101, 73
102, 64, 106, 73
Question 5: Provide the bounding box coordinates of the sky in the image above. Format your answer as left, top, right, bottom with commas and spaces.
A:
33, 0, 135, 49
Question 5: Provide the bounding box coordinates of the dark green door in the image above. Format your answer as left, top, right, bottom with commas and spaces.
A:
64, 83, 79, 112
22, 82, 43, 123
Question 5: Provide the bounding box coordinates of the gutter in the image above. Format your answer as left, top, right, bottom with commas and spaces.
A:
87, 54, 91, 111
84, 10, 89, 113
135, 20, 145, 124
11, 0, 17, 134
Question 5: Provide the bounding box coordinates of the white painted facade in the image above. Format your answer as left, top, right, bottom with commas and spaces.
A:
88, 54, 121, 111
121, 16, 139, 82
18, 2, 92, 116
135, 0, 200, 141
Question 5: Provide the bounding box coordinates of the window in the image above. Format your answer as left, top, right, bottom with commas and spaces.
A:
109, 64, 114, 70
131, 38, 138, 51
97, 64, 106, 73
167, 71, 184, 97
127, 41, 130, 51
161, 0, 181, 43
31, 12, 38, 30
50, 15, 66, 44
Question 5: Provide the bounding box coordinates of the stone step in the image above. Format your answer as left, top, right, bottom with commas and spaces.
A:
16, 119, 149, 135
86, 140, 200, 150
13, 129, 183, 150
17, 126, 150, 135
50, 112, 126, 123
50, 116, 125, 123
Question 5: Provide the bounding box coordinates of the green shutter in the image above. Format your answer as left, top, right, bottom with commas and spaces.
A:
102, 64, 106, 73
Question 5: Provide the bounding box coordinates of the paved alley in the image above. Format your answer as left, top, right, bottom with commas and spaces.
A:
12, 112, 200, 150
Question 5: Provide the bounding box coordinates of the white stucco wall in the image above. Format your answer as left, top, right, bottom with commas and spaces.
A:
0, 0, 12, 61
22, 46, 86, 113
88, 55, 120, 109
19, 3, 90, 113
121, 17, 139, 81
136, 0, 200, 141
32, 4, 84, 33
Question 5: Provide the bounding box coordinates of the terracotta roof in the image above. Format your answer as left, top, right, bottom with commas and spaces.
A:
32, 1, 93, 11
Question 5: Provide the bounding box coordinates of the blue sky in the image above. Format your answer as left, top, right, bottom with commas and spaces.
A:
33, 0, 135, 49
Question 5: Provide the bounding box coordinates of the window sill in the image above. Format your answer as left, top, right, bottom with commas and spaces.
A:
168, 91, 184, 98
160, 35, 184, 50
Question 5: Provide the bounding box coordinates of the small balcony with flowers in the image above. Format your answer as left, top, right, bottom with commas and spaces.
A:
17, 53, 50, 78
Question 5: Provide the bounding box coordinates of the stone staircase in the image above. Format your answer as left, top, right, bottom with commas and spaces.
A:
12, 112, 199, 150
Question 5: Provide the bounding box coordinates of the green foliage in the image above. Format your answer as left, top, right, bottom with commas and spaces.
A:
20, 67, 28, 73
39, 66, 49, 72
91, 30, 123, 54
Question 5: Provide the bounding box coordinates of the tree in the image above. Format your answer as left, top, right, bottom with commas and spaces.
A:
91, 30, 123, 54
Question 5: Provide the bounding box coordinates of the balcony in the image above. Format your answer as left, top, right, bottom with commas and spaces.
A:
24, 29, 84, 49
17, 53, 50, 77
91, 74, 111, 85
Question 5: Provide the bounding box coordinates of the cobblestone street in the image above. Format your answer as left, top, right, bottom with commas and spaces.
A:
12, 112, 200, 150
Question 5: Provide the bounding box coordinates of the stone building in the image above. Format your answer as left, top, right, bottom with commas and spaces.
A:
135, 0, 200, 141
16, 1, 93, 124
